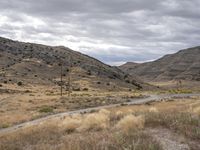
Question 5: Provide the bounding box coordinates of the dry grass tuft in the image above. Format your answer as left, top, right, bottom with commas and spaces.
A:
149, 107, 159, 113
61, 116, 82, 133
116, 114, 145, 134
192, 106, 200, 115
78, 112, 110, 132
115, 110, 124, 118
98, 109, 110, 115
110, 110, 124, 123
58, 109, 111, 133
71, 114, 82, 119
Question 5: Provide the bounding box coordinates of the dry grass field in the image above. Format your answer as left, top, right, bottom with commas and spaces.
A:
0, 83, 144, 129
0, 74, 199, 150
0, 96, 199, 150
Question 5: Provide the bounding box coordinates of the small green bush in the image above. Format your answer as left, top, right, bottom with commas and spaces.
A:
1, 123, 10, 128
39, 106, 53, 113
168, 89, 192, 94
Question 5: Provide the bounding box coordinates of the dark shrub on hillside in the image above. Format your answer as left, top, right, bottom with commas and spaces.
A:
17, 81, 23, 86
87, 70, 92, 75
73, 87, 81, 91
82, 88, 89, 91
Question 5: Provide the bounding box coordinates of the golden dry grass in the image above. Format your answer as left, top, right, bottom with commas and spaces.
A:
192, 107, 200, 115
0, 126, 162, 150
1, 97, 200, 150
0, 85, 200, 149
60, 116, 82, 133
149, 107, 159, 113
0, 84, 143, 129
116, 114, 145, 134
0, 108, 162, 150
77, 109, 110, 132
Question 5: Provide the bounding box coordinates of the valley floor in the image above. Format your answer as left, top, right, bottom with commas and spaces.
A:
0, 81, 200, 150
0, 95, 200, 150
0, 83, 145, 129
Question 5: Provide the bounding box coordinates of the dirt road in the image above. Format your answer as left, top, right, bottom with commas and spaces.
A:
0, 93, 199, 135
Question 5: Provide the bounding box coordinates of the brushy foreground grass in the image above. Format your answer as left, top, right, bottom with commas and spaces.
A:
0, 98, 199, 150
145, 111, 200, 140
116, 114, 145, 135
0, 109, 161, 150
0, 127, 161, 150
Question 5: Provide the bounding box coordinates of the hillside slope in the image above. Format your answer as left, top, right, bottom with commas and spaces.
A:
119, 47, 200, 81
0, 37, 148, 91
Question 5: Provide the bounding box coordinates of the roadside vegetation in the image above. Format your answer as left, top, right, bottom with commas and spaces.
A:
0, 97, 199, 150
0, 109, 161, 150
0, 91, 144, 129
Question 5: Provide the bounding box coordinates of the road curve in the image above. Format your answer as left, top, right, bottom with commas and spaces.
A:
0, 93, 199, 136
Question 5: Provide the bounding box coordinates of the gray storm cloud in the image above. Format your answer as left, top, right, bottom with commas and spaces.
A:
0, 0, 200, 65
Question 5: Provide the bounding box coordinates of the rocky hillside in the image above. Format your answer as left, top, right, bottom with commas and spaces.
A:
119, 47, 200, 81
0, 37, 149, 91
119, 62, 139, 73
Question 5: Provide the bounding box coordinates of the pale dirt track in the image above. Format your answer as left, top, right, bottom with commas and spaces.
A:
0, 93, 199, 135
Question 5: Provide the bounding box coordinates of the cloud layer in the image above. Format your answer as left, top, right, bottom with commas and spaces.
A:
0, 0, 200, 65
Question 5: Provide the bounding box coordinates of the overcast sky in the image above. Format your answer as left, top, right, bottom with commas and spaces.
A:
0, 0, 200, 65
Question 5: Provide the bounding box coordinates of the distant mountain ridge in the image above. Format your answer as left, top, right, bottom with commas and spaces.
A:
119, 46, 200, 81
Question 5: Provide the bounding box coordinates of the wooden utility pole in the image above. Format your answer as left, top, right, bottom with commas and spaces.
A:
68, 55, 72, 99
177, 80, 182, 90
59, 56, 72, 98
60, 62, 63, 96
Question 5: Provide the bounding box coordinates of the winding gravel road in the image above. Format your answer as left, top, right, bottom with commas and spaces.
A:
0, 93, 199, 135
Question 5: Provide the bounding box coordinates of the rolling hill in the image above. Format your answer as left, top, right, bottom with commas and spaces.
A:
119, 46, 200, 81
0, 36, 149, 91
